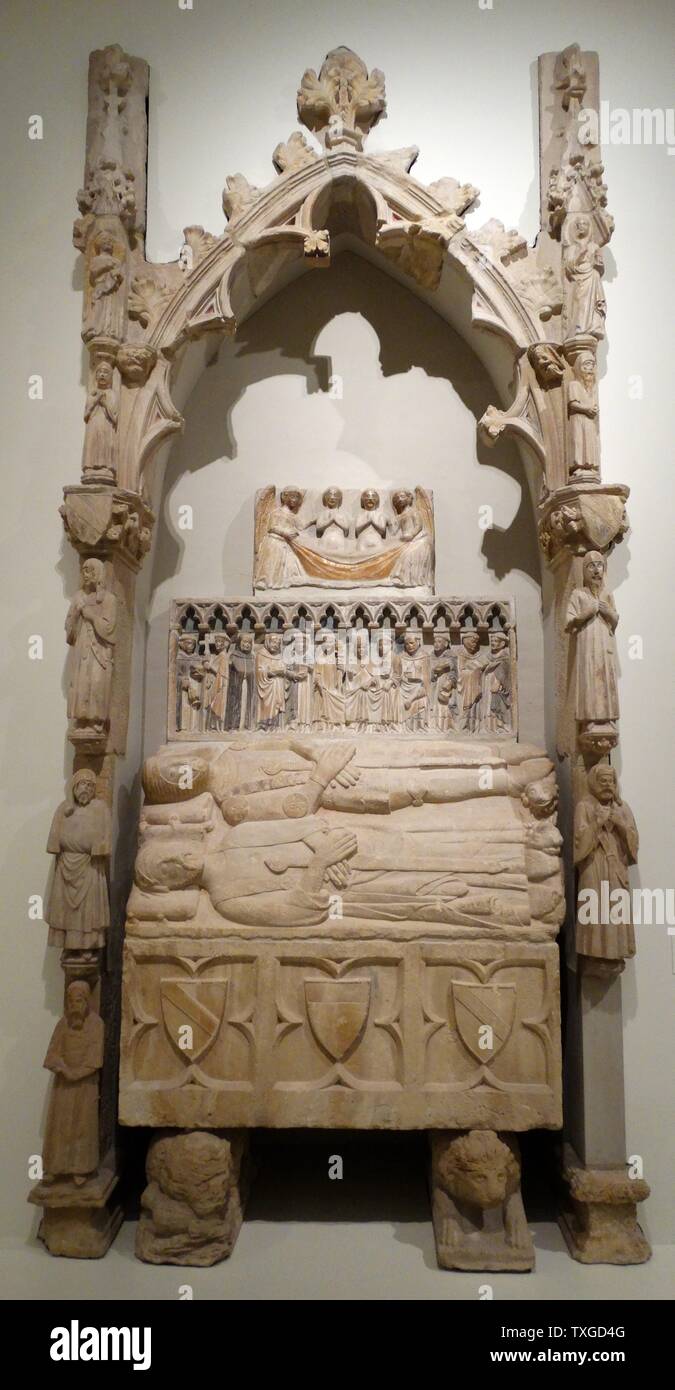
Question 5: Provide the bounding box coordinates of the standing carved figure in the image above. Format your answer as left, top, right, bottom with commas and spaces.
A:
256, 633, 288, 730
575, 763, 639, 964
82, 360, 118, 483
562, 214, 606, 340
225, 633, 256, 731
391, 488, 434, 587
177, 638, 204, 734
285, 629, 314, 730
313, 630, 345, 729
255, 486, 305, 588
42, 981, 104, 1185
203, 634, 230, 732
483, 631, 512, 733
66, 558, 117, 740
431, 633, 457, 732
396, 631, 430, 731
345, 630, 373, 730
568, 351, 599, 477
457, 631, 486, 733
45, 770, 111, 951
565, 551, 619, 730
85, 230, 125, 341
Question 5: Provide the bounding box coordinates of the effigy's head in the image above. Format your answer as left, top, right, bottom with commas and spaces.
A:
437, 1130, 519, 1209
147, 1131, 233, 1215
134, 837, 204, 893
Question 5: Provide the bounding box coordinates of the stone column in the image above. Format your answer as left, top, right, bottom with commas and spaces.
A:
28, 46, 155, 1257
537, 45, 650, 1263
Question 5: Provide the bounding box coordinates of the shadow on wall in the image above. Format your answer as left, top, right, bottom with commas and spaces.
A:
152, 250, 542, 596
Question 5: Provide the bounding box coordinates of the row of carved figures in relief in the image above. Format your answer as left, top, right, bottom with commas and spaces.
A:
174, 627, 512, 737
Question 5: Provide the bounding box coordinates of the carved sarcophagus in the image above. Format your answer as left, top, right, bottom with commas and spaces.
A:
120, 732, 563, 1132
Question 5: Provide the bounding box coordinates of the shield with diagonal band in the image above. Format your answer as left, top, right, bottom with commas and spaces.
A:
160, 978, 228, 1063
578, 492, 627, 552
451, 981, 516, 1063
305, 978, 371, 1063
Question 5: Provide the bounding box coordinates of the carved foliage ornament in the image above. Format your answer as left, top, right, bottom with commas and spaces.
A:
298, 46, 386, 149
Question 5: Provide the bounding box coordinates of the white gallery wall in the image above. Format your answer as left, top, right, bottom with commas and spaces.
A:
1, 0, 673, 1253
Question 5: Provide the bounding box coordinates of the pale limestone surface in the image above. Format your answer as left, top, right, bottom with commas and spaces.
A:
119, 735, 564, 1139
30, 35, 650, 1267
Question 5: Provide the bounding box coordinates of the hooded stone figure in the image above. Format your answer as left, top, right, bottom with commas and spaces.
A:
575, 763, 639, 963
45, 770, 111, 951
42, 980, 104, 1184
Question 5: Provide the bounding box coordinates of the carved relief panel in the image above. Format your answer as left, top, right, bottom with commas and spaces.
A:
120, 937, 561, 1131
168, 597, 518, 740
253, 485, 435, 592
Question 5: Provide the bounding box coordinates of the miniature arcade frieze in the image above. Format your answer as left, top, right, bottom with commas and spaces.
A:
168, 597, 517, 740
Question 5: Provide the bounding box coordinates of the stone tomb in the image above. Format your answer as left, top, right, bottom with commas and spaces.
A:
34, 40, 651, 1271
120, 519, 563, 1267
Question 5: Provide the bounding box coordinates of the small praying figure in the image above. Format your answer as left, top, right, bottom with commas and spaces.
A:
82, 360, 118, 483
66, 557, 117, 740
314, 487, 350, 553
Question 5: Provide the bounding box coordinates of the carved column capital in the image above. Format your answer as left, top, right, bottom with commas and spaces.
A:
61, 485, 154, 571
538, 482, 629, 563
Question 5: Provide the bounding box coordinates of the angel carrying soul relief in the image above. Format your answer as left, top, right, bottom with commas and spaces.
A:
253, 484, 434, 591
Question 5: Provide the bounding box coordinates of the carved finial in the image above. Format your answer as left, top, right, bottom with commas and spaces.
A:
554, 43, 587, 112
297, 47, 386, 151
